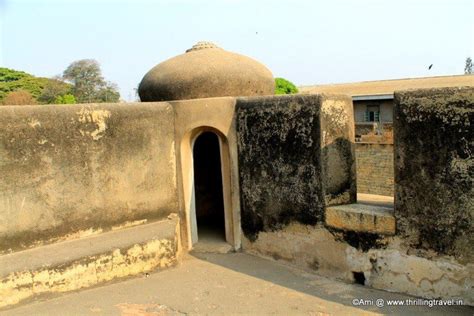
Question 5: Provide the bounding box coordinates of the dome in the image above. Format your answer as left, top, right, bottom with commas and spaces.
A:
138, 42, 275, 102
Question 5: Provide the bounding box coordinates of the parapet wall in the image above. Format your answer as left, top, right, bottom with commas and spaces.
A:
394, 87, 474, 263
240, 89, 473, 304
236, 95, 356, 241
0, 103, 178, 253
1, 91, 472, 306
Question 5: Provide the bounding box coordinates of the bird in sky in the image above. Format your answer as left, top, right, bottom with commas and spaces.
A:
428, 64, 433, 70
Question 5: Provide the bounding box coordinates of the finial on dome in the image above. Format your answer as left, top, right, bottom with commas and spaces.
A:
185, 41, 221, 53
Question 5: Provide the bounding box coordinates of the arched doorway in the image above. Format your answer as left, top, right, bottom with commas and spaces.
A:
192, 132, 226, 243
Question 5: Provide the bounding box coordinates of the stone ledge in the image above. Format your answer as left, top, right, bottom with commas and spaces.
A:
0, 215, 181, 309
325, 203, 395, 235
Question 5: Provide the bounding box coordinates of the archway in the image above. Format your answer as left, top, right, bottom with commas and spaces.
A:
192, 131, 226, 242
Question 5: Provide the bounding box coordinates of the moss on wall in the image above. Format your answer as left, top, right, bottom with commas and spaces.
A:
236, 95, 325, 241
394, 87, 474, 263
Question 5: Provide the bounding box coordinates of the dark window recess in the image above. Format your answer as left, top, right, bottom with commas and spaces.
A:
365, 105, 380, 122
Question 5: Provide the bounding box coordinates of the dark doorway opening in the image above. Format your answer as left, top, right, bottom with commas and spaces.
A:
193, 132, 226, 242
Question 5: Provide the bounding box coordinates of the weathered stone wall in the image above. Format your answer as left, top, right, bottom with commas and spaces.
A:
0, 102, 178, 253
355, 143, 394, 196
243, 223, 473, 305
239, 91, 473, 304
394, 87, 474, 264
236, 95, 324, 241
319, 94, 356, 206
236, 95, 355, 241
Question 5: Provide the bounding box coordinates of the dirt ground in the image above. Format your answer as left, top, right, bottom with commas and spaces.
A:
4, 252, 472, 316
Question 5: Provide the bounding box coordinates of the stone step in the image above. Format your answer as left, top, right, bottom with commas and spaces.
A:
325, 203, 395, 235
0, 215, 181, 309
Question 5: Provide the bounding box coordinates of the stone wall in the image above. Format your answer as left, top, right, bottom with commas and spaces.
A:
394, 87, 474, 263
243, 222, 473, 305
319, 94, 357, 206
239, 91, 473, 304
1, 92, 472, 306
236, 95, 325, 241
236, 95, 355, 241
355, 143, 394, 196
0, 103, 178, 254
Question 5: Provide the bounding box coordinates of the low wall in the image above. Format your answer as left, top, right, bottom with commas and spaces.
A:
394, 87, 474, 263
0, 102, 178, 253
242, 223, 473, 305
2, 92, 472, 305
236, 95, 355, 241
0, 216, 181, 309
240, 90, 473, 304
355, 143, 394, 196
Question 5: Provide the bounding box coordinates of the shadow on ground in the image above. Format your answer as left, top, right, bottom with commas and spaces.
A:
191, 252, 472, 315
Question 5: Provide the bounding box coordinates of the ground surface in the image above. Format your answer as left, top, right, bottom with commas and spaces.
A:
4, 252, 472, 316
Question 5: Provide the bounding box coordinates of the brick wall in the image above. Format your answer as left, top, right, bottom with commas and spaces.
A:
355, 143, 394, 196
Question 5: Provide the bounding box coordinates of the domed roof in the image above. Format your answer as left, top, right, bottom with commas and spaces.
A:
138, 42, 275, 102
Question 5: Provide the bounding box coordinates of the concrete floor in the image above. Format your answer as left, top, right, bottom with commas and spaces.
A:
192, 223, 233, 254
4, 253, 472, 316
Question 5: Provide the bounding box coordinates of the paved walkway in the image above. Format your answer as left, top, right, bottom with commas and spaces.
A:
4, 253, 472, 315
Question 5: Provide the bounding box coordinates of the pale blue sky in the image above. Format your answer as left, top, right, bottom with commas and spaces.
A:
1, 0, 473, 101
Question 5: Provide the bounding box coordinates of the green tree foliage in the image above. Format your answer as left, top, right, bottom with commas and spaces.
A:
63, 59, 120, 103
95, 82, 120, 102
38, 77, 73, 104
275, 77, 299, 95
465, 57, 473, 74
2, 90, 37, 105
0, 67, 72, 104
54, 94, 76, 104
1, 67, 47, 102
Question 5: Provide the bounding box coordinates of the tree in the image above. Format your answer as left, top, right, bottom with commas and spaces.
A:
95, 82, 120, 103
38, 76, 72, 104
2, 90, 37, 105
0, 67, 73, 104
465, 57, 473, 74
54, 94, 76, 104
1, 67, 49, 102
62, 59, 120, 103
275, 77, 299, 95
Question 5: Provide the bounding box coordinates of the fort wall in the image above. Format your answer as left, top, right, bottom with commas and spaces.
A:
394, 87, 473, 263
0, 90, 472, 307
0, 102, 178, 253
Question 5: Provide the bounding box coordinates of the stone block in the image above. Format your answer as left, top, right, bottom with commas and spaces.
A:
236, 95, 356, 241
325, 203, 395, 235
394, 87, 474, 262
320, 94, 357, 206
236, 95, 324, 241
0, 216, 181, 309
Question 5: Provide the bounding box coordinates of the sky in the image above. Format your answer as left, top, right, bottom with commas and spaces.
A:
0, 0, 473, 101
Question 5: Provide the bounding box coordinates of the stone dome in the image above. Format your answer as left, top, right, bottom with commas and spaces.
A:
138, 42, 275, 102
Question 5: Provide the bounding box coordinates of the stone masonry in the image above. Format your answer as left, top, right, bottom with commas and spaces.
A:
355, 143, 394, 196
